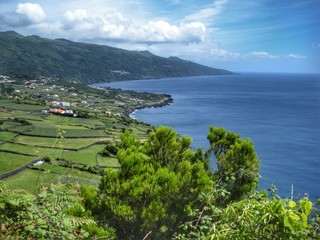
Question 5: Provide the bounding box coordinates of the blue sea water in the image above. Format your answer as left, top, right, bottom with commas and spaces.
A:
96, 73, 320, 201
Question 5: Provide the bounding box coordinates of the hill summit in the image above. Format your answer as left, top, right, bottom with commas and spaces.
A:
0, 31, 232, 83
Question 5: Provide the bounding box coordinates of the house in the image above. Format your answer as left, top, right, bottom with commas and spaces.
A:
65, 110, 74, 115
49, 108, 60, 113
51, 101, 61, 107
51, 101, 71, 108
49, 108, 75, 117
61, 102, 70, 107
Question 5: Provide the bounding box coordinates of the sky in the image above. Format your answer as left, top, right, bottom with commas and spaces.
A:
0, 0, 319, 73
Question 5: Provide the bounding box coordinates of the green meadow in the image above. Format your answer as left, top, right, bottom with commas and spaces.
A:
0, 152, 36, 174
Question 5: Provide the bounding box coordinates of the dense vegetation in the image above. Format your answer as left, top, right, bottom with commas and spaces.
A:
1, 126, 319, 239
0, 31, 231, 83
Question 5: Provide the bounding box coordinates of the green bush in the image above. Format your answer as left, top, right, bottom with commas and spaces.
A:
42, 156, 52, 163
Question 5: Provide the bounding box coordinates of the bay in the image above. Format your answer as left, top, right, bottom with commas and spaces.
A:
96, 73, 320, 201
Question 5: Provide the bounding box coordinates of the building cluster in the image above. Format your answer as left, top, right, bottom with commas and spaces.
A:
48, 108, 75, 116
51, 101, 71, 108
0, 75, 15, 83
47, 100, 76, 117
25, 80, 37, 89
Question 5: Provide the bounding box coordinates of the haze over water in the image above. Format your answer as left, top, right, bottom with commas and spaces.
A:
98, 73, 320, 201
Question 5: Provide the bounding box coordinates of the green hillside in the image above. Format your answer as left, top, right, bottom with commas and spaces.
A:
0, 31, 232, 83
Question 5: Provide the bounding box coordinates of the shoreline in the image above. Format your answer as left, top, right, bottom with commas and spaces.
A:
123, 94, 174, 118
88, 83, 174, 119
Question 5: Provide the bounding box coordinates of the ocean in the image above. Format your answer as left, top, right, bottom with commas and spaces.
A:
96, 73, 320, 201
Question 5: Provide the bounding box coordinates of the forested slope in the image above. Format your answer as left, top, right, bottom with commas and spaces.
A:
0, 31, 231, 83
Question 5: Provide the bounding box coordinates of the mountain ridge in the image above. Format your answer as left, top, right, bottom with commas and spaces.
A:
0, 31, 232, 83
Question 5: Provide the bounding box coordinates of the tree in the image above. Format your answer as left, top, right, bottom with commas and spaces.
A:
84, 127, 213, 239
207, 126, 260, 203
0, 84, 15, 96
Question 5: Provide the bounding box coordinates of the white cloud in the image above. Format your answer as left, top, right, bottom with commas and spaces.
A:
140, 40, 243, 64
60, 9, 206, 44
183, 0, 228, 22
63, 9, 88, 22
286, 54, 307, 59
16, 3, 46, 24
249, 51, 279, 59
0, 2, 206, 44
0, 2, 46, 27
210, 48, 241, 59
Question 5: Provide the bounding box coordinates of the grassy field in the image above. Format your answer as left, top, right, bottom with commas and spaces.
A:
42, 115, 106, 129
0, 109, 27, 118
35, 163, 71, 174
4, 169, 60, 193
131, 126, 151, 138
97, 155, 120, 168
61, 129, 108, 138
4, 168, 101, 192
0, 143, 63, 158
16, 126, 108, 138
62, 145, 106, 165
14, 135, 109, 149
4, 169, 100, 193
10, 113, 44, 121
58, 169, 101, 187
22, 126, 59, 137
0, 152, 36, 174
0, 131, 17, 141
0, 100, 46, 111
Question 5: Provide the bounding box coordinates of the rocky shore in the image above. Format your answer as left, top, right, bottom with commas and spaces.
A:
124, 94, 174, 118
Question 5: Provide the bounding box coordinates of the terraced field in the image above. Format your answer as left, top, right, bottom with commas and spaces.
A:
0, 78, 164, 192
4, 168, 101, 193
62, 145, 106, 165
0, 131, 18, 141
0, 121, 118, 191
0, 152, 36, 174
0, 143, 63, 157
14, 135, 110, 149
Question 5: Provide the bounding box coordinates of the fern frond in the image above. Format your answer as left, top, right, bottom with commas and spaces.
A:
63, 216, 96, 228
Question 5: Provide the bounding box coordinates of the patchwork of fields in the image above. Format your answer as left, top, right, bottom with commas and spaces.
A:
0, 113, 148, 191
0, 78, 161, 192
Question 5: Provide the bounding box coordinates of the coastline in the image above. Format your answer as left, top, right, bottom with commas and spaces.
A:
88, 83, 174, 119
124, 94, 174, 118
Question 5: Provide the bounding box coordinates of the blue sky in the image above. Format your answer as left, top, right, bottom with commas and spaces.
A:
0, 0, 319, 73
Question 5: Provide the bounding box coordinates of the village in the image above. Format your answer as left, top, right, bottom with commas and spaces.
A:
1, 75, 129, 118
0, 75, 172, 122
